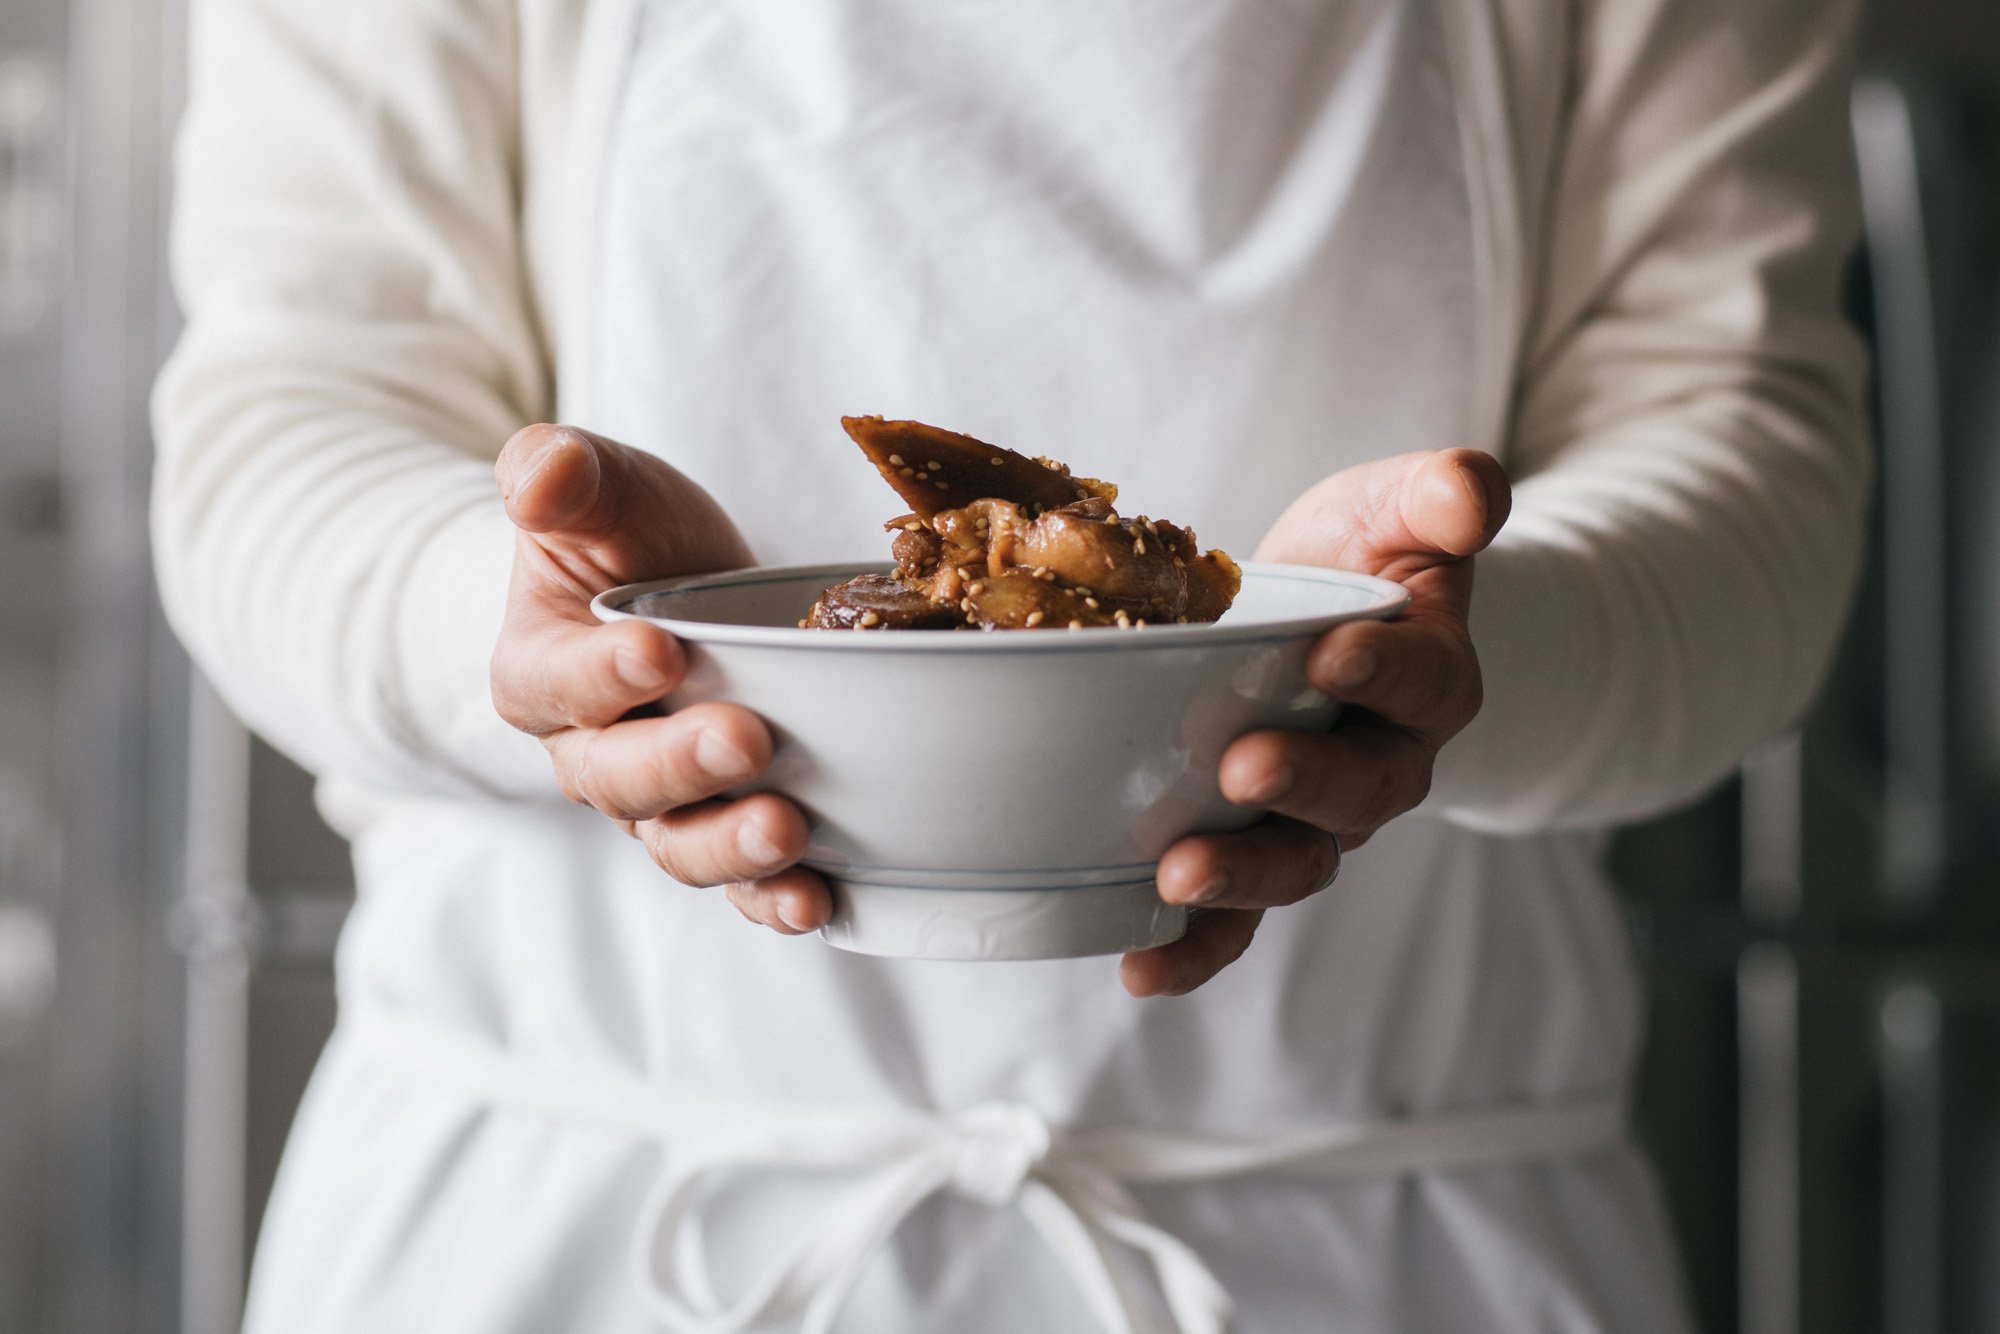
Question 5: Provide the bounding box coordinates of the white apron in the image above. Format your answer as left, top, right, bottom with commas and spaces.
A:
243, 2, 1697, 1330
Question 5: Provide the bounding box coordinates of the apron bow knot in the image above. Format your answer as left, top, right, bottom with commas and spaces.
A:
946, 1101, 1052, 1204
342, 1008, 1627, 1334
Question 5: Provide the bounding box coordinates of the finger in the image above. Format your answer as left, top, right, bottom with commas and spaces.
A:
497, 424, 607, 534
492, 613, 687, 734
1304, 617, 1481, 739
724, 866, 834, 935
1155, 819, 1340, 910
1393, 448, 1510, 564
637, 792, 809, 887
1255, 449, 1510, 578
1121, 909, 1264, 997
543, 703, 772, 819
495, 423, 755, 582
1219, 725, 1432, 842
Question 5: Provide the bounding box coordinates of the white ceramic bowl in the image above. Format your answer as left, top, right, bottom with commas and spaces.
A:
593, 562, 1407, 960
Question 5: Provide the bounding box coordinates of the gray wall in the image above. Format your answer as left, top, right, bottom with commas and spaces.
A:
1865, 0, 2000, 89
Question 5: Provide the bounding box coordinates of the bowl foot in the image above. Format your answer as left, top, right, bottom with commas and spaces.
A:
820, 880, 1187, 961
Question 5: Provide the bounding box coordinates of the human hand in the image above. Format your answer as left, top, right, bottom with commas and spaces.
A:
491, 424, 834, 933
1121, 449, 1511, 997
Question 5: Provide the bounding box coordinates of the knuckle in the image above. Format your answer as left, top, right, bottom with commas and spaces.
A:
1356, 762, 1405, 832
644, 826, 708, 886
1390, 637, 1459, 727
1405, 763, 1433, 812
1454, 651, 1483, 717
489, 646, 543, 733
723, 882, 766, 925
588, 719, 712, 823
563, 731, 635, 818
541, 734, 590, 806
492, 687, 534, 734
624, 727, 686, 814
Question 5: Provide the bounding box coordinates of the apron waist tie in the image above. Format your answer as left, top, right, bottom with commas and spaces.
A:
343, 1007, 1627, 1334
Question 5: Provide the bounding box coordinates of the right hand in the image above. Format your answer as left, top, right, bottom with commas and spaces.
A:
491, 424, 834, 933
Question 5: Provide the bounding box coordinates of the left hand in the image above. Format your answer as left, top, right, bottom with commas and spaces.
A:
1121, 449, 1511, 997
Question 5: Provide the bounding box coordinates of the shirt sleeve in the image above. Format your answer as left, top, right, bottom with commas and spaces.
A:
1428, 0, 1872, 833
152, 0, 558, 803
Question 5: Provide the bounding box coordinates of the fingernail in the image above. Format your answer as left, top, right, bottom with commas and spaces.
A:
777, 895, 813, 932
1186, 869, 1227, 904
500, 432, 560, 498
1452, 458, 1492, 524
616, 648, 670, 693
737, 819, 786, 869
1328, 649, 1375, 691
696, 727, 757, 781
1241, 763, 1294, 805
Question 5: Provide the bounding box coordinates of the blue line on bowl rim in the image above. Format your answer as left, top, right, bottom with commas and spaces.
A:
805, 859, 1161, 878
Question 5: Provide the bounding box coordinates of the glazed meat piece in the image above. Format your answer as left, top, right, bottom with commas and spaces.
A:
843, 416, 1105, 519
807, 417, 1240, 632
804, 573, 962, 631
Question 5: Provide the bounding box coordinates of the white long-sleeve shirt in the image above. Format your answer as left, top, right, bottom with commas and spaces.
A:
152, 0, 1868, 1329
154, 0, 1868, 837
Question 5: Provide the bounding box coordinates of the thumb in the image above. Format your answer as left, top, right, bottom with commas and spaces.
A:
496, 424, 754, 585
1255, 449, 1510, 582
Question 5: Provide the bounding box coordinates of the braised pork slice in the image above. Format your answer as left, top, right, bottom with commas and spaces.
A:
806, 417, 1240, 632
803, 573, 963, 631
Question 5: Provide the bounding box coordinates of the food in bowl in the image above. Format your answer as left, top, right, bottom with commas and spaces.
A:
594, 558, 1409, 960
805, 417, 1241, 632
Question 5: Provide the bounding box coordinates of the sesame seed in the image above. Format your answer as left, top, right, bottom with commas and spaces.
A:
960, 598, 973, 611
1135, 618, 1147, 628
888, 454, 905, 466
1075, 586, 1093, 597
796, 618, 809, 628
1025, 611, 1045, 627
903, 521, 922, 531
860, 611, 880, 628
1134, 536, 1147, 554
1068, 619, 1084, 630
991, 457, 1004, 466
1032, 566, 1048, 578
933, 481, 949, 491
969, 581, 985, 594
1115, 610, 1131, 627
1084, 597, 1099, 609
926, 460, 942, 471
899, 467, 915, 477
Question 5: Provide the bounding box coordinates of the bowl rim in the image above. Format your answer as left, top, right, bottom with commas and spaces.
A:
591, 560, 1409, 653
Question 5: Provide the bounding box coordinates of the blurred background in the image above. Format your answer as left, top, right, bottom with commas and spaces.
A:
2, 1, 1999, 1332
